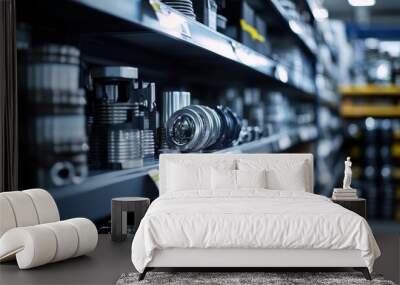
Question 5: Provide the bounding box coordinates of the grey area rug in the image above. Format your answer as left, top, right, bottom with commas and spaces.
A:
116, 272, 396, 285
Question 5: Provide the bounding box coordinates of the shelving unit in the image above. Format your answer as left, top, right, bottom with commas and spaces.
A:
16, 0, 339, 222
18, 0, 316, 95
4, 3, 400, 282
303, 0, 342, 196
341, 85, 400, 96
341, 85, 400, 118
269, 0, 318, 58
340, 84, 400, 228
52, 125, 318, 221
341, 105, 400, 118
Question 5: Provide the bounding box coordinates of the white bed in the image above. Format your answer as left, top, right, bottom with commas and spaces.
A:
131, 154, 380, 280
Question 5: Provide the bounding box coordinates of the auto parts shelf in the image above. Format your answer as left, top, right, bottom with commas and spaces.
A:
16, 0, 323, 222
51, 126, 318, 221
17, 0, 316, 96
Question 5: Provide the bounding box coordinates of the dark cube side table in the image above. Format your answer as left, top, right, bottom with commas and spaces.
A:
331, 198, 366, 219
111, 197, 150, 242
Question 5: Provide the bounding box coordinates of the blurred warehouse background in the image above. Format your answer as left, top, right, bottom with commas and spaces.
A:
0, 2, 399, 279
9, 0, 400, 230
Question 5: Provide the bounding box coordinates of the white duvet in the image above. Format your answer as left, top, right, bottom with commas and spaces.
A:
131, 190, 380, 273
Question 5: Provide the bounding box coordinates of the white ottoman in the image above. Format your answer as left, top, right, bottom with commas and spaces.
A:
0, 189, 98, 269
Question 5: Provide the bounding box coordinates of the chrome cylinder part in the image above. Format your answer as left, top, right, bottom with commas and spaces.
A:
161, 91, 191, 127
161, 91, 191, 149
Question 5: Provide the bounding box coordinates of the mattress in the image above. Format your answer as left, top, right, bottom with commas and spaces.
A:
131, 190, 380, 273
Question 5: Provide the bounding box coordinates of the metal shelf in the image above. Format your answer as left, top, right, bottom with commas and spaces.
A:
218, 125, 318, 154
18, 0, 316, 96
51, 125, 318, 221
269, 0, 318, 60
50, 162, 159, 221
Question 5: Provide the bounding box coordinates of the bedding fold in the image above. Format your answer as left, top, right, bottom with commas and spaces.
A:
131, 191, 380, 273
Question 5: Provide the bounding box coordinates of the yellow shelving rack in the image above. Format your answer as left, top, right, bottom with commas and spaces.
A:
340, 105, 400, 118
340, 85, 400, 118
340, 85, 400, 96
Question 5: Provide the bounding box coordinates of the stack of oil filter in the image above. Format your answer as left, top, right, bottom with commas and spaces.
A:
166, 105, 241, 152
19, 44, 88, 188
89, 66, 143, 169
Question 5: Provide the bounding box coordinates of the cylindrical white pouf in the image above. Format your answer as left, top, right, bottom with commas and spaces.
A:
0, 225, 57, 269
0, 218, 98, 269
23, 189, 60, 224
1, 192, 39, 227
65, 218, 98, 257
42, 221, 79, 262
0, 196, 17, 237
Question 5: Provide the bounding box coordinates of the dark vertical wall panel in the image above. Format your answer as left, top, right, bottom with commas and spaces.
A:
0, 0, 18, 192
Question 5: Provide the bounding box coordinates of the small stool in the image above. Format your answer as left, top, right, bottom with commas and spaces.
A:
111, 197, 150, 242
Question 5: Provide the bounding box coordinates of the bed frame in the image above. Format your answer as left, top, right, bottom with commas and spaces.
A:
138, 154, 372, 281
139, 249, 371, 280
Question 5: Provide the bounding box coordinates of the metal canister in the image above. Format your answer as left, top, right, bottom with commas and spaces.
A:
160, 91, 191, 150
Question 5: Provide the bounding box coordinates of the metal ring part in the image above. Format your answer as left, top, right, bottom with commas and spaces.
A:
166, 105, 241, 152
166, 107, 204, 152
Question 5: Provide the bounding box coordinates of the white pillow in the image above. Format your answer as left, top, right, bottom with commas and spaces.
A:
211, 169, 267, 191
166, 160, 235, 192
236, 169, 267, 189
266, 166, 307, 192
237, 159, 309, 192
167, 163, 211, 191
211, 168, 236, 190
